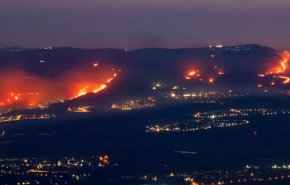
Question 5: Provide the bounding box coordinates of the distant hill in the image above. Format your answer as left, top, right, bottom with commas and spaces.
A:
0, 44, 288, 107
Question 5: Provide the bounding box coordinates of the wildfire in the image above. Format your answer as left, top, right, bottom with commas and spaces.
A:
258, 51, 290, 87
76, 86, 89, 97
74, 84, 108, 98
0, 63, 120, 110
70, 68, 118, 99
185, 65, 224, 84
267, 51, 289, 75
275, 76, 290, 84
185, 69, 201, 80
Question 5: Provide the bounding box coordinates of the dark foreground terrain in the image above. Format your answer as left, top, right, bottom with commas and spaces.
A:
0, 96, 289, 184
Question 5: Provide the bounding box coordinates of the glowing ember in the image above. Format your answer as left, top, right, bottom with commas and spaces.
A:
184, 57, 225, 84
185, 69, 198, 80
189, 70, 197, 76
186, 69, 201, 79
208, 78, 214, 84
271, 82, 275, 86
275, 76, 290, 84
257, 74, 265, 77
107, 78, 114, 83
185, 76, 191, 80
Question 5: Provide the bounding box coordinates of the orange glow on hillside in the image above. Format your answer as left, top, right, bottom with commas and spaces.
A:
266, 51, 289, 75
259, 51, 290, 86
0, 63, 120, 110
184, 65, 223, 84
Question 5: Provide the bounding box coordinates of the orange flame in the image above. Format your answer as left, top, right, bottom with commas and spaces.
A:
0, 63, 120, 110
259, 51, 290, 86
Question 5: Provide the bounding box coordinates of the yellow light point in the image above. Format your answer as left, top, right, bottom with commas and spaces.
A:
271, 82, 275, 86
156, 83, 161, 87
185, 76, 191, 80
27, 169, 49, 173
187, 69, 200, 78
194, 112, 201, 117
258, 74, 265, 77
208, 78, 214, 83
189, 71, 196, 76
191, 181, 198, 185
107, 78, 114, 83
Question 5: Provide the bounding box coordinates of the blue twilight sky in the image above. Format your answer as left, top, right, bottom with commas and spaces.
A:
0, 0, 290, 49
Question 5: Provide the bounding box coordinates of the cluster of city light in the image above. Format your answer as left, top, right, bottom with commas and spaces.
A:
194, 108, 288, 119
165, 90, 241, 101
0, 113, 55, 123
146, 108, 289, 133
0, 155, 115, 185
146, 119, 249, 133
66, 97, 157, 113
67, 106, 92, 113
272, 164, 290, 169
110, 97, 156, 111
128, 163, 290, 185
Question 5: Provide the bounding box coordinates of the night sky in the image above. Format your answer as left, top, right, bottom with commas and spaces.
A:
1, 0, 290, 49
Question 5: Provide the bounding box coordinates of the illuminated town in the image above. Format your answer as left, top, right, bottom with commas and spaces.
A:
120, 164, 290, 185
146, 108, 290, 133
0, 154, 115, 184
